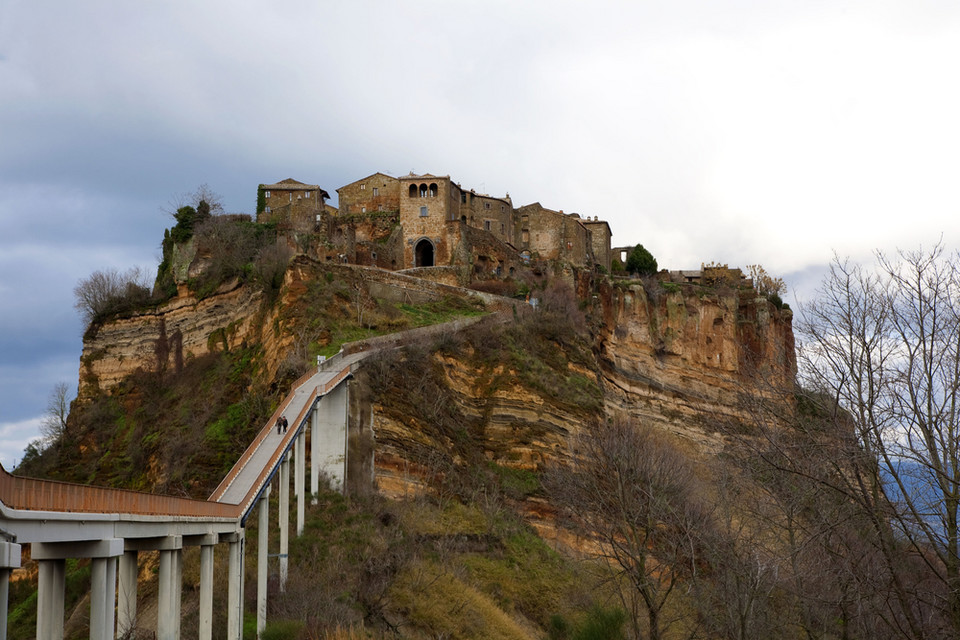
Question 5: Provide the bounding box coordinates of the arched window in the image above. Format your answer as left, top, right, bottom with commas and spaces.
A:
409, 184, 418, 198
419, 184, 428, 198
429, 183, 438, 197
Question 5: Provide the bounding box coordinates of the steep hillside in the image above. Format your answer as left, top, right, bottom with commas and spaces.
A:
16, 224, 808, 639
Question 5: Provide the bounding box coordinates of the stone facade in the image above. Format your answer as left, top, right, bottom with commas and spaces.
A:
583, 218, 612, 271
257, 179, 329, 233
337, 173, 400, 216
515, 203, 594, 268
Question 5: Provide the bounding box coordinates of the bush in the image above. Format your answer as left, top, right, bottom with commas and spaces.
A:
74, 266, 153, 325
625, 244, 658, 276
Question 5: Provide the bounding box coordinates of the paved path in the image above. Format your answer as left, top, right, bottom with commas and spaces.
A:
214, 352, 368, 506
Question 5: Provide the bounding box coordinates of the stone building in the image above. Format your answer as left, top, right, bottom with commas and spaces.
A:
514, 203, 595, 269
257, 179, 329, 232
583, 217, 612, 271
336, 173, 400, 216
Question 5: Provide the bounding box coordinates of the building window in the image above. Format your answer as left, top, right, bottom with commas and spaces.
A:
265, 206, 271, 213
378, 204, 383, 211
420, 184, 428, 198
484, 220, 491, 231
484, 202, 491, 210
362, 206, 367, 213
500, 223, 505, 234
522, 230, 529, 243
305, 191, 310, 198
409, 184, 418, 198
373, 187, 379, 196
501, 205, 505, 212
361, 184, 366, 190
429, 183, 438, 197
420, 206, 428, 217
460, 192, 466, 203
264, 191, 271, 198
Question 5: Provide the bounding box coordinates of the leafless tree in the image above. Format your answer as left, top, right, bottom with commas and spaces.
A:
794, 242, 960, 637
39, 382, 71, 450
546, 416, 709, 640
73, 266, 152, 324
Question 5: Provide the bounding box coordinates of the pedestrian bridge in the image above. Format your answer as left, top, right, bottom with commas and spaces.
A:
0, 350, 367, 640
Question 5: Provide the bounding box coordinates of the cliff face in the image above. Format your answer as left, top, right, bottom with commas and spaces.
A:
369, 277, 796, 501
78, 281, 268, 399
595, 280, 795, 451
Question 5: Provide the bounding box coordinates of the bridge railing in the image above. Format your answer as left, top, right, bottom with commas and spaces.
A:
0, 464, 236, 518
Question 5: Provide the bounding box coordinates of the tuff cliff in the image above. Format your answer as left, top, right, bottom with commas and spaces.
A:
366, 273, 794, 500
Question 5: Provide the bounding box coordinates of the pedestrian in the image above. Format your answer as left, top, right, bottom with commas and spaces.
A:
276, 415, 283, 434
282, 416, 288, 433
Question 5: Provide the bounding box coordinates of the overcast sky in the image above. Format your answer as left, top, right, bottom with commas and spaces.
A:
2, 0, 958, 468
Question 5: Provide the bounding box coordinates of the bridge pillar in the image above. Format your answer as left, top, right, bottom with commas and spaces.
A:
310, 404, 320, 502
315, 382, 349, 493
224, 531, 245, 640
258, 485, 271, 638
156, 536, 184, 640
34, 539, 123, 640
36, 558, 64, 640
183, 533, 218, 640
296, 428, 306, 535
0, 542, 22, 640
117, 550, 138, 637
279, 453, 290, 592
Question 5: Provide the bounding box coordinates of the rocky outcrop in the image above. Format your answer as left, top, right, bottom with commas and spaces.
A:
596, 279, 794, 452
78, 280, 266, 398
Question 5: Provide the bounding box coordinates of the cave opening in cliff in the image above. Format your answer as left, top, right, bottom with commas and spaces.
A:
415, 239, 434, 267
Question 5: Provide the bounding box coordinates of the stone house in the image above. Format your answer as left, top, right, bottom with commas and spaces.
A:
514, 203, 595, 269
336, 173, 400, 216
257, 179, 330, 233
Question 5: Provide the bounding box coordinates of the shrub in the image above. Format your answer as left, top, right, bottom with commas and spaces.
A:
74, 266, 153, 325
625, 244, 658, 276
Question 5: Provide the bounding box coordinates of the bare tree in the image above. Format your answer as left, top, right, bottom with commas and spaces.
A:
796, 242, 960, 637
546, 416, 709, 640
39, 382, 71, 449
73, 266, 152, 325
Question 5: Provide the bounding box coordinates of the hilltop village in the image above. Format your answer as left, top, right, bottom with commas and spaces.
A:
256, 173, 615, 279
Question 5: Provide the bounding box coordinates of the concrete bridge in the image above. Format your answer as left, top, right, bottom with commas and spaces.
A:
0, 350, 367, 640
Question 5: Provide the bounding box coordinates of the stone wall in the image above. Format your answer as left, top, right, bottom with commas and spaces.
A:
337, 173, 400, 216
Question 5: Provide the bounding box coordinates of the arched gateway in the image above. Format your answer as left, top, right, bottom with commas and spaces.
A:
415, 239, 435, 267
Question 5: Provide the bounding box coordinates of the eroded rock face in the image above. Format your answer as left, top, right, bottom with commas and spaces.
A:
596, 280, 795, 452
78, 281, 267, 398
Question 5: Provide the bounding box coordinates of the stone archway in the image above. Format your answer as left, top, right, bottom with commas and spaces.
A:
415, 239, 435, 267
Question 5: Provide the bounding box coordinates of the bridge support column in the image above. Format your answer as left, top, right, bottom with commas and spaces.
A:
279, 453, 290, 592
90, 555, 118, 640
224, 531, 245, 640
310, 404, 320, 502
36, 558, 64, 640
258, 485, 271, 638
117, 550, 138, 637
296, 428, 306, 535
316, 382, 349, 493
155, 536, 184, 640
34, 539, 123, 640
0, 542, 21, 640
182, 533, 219, 640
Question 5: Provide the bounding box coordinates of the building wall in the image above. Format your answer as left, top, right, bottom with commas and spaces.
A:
515, 204, 593, 268
583, 219, 612, 270
460, 192, 514, 246
337, 173, 400, 216
398, 175, 459, 268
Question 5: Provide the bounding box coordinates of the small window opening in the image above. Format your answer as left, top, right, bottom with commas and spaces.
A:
420, 206, 428, 217
429, 183, 438, 197
409, 184, 418, 198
